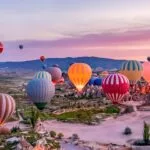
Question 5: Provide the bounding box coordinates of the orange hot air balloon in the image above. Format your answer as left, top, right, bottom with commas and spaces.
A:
68, 63, 92, 92
143, 62, 150, 83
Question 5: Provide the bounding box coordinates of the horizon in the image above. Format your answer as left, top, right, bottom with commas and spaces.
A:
0, 0, 150, 61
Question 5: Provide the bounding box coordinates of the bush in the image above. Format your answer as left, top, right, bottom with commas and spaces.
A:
11, 126, 21, 133
104, 105, 120, 114
143, 121, 149, 144
50, 131, 57, 138
57, 133, 64, 139
123, 127, 132, 135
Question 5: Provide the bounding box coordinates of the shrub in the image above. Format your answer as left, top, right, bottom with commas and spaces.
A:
123, 127, 132, 135
57, 133, 64, 139
50, 131, 57, 138
11, 126, 21, 133
143, 121, 149, 144
104, 105, 120, 114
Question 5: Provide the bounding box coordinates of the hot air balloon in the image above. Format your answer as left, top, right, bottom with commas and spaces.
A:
34, 71, 52, 81
42, 64, 47, 70
120, 60, 143, 84
46, 67, 62, 84
142, 62, 150, 83
102, 73, 129, 103
100, 71, 109, 78
68, 63, 92, 92
94, 78, 102, 86
40, 56, 45, 62
19, 44, 23, 50
0, 93, 16, 126
88, 77, 98, 85
0, 42, 3, 54
26, 79, 55, 110
147, 57, 150, 62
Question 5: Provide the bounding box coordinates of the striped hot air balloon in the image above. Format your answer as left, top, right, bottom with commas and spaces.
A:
68, 63, 92, 92
120, 60, 143, 84
0, 94, 16, 126
0, 42, 3, 54
34, 71, 52, 81
102, 73, 129, 103
26, 79, 55, 110
46, 67, 62, 84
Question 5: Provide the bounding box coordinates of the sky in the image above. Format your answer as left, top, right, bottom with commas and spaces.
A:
0, 0, 150, 61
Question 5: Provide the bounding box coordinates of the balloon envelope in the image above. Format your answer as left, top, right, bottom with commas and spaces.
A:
88, 77, 98, 85
40, 56, 45, 62
0, 93, 16, 125
142, 62, 150, 83
102, 73, 129, 103
120, 60, 143, 84
46, 67, 62, 84
34, 71, 52, 81
0, 42, 3, 54
94, 78, 102, 86
68, 63, 92, 91
26, 79, 55, 110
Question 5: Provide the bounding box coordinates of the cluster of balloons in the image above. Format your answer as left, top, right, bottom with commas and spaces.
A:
27, 71, 55, 110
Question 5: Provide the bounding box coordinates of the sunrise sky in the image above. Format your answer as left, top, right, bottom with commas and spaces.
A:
0, 0, 150, 61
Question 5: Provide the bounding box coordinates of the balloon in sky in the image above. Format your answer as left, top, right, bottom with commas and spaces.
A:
147, 57, 150, 62
0, 42, 3, 54
19, 44, 23, 50
0, 93, 16, 126
46, 66, 62, 84
34, 71, 52, 81
26, 79, 55, 110
68, 63, 92, 92
142, 62, 150, 83
102, 73, 129, 103
120, 60, 143, 84
40, 56, 45, 62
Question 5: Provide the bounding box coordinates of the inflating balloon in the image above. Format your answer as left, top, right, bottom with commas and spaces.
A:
40, 56, 45, 62
26, 79, 55, 110
34, 71, 52, 81
120, 60, 143, 84
0, 42, 3, 54
102, 73, 129, 103
68, 63, 92, 92
46, 66, 62, 84
0, 93, 16, 126
142, 62, 150, 83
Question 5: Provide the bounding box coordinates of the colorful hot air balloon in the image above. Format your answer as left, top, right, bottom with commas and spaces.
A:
46, 67, 62, 84
142, 62, 150, 83
68, 63, 92, 92
26, 79, 55, 110
0, 42, 3, 54
102, 73, 129, 103
120, 60, 143, 84
34, 71, 52, 81
40, 56, 45, 62
0, 93, 16, 126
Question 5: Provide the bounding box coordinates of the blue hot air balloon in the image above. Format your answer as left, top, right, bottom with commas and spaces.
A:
88, 77, 98, 85
34, 71, 51, 81
42, 64, 47, 70
94, 78, 102, 86
26, 79, 55, 110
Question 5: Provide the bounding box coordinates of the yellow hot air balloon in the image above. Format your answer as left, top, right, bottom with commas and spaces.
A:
68, 63, 92, 92
120, 60, 143, 84
143, 62, 150, 83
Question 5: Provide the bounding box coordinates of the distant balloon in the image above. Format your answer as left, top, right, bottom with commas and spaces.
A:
102, 73, 129, 103
34, 71, 52, 81
0, 42, 3, 54
88, 77, 98, 85
46, 67, 62, 84
40, 56, 45, 62
94, 78, 102, 86
19, 45, 23, 49
142, 62, 150, 83
0, 93, 16, 125
26, 79, 55, 110
52, 64, 59, 68
100, 71, 109, 78
147, 57, 150, 62
42, 64, 47, 70
68, 63, 92, 92
120, 60, 143, 84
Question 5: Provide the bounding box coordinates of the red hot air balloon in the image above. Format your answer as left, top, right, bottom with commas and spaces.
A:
0, 42, 3, 54
40, 56, 45, 62
102, 73, 129, 104
0, 93, 16, 126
